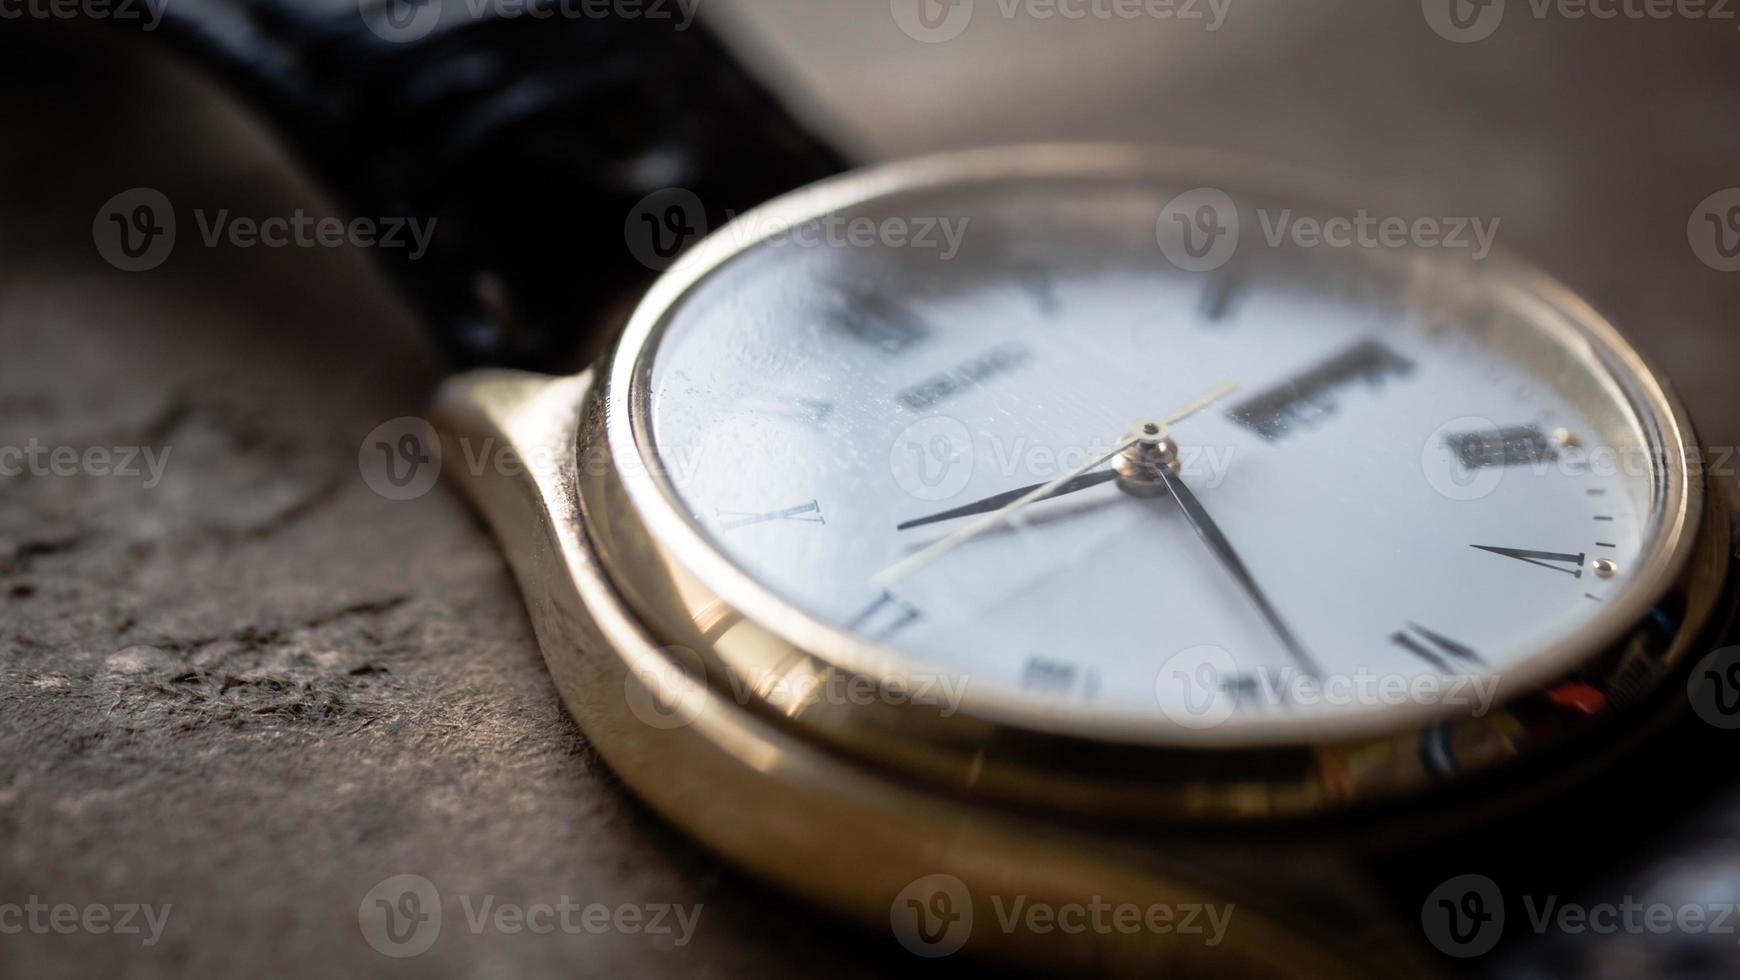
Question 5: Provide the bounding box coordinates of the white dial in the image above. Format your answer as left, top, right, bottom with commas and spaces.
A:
614, 166, 1683, 742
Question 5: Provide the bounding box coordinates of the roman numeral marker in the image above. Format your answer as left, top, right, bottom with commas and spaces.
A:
718, 500, 825, 531
1020, 270, 1060, 315
849, 591, 923, 641
1391, 623, 1486, 671
1200, 273, 1243, 323
1471, 544, 1586, 578
828, 287, 930, 355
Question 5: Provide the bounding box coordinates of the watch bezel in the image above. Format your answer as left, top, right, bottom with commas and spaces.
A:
584, 143, 1717, 816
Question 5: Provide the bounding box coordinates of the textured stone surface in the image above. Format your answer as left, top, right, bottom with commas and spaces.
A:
3, 4, 1740, 978
0, 25, 918, 980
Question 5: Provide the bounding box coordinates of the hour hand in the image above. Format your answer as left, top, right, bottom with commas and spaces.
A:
895, 471, 1121, 531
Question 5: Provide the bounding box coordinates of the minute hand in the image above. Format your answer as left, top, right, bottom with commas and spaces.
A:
1152, 466, 1324, 678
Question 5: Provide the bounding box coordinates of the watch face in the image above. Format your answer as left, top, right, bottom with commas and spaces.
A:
607, 149, 1698, 746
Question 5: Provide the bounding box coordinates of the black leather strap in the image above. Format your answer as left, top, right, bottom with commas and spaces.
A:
138, 0, 849, 370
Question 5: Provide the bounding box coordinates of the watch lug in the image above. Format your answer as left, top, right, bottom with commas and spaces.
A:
430, 366, 599, 654
433, 368, 592, 488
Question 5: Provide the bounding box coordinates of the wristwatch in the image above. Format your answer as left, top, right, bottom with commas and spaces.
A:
112, 5, 1740, 976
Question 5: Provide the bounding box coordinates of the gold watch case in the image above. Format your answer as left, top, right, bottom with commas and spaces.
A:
431, 145, 1738, 977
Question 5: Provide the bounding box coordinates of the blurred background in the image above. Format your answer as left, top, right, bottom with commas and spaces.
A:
2, 1, 1739, 977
